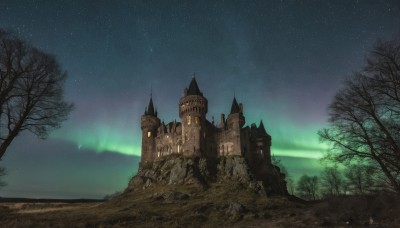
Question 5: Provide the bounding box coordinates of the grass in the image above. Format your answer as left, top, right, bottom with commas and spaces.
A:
1, 182, 400, 227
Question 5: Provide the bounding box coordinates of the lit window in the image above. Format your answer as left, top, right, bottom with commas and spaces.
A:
195, 116, 199, 125
187, 115, 191, 125
147, 131, 151, 137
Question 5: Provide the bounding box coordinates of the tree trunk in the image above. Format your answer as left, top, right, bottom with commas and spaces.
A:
0, 137, 14, 160
373, 153, 400, 193
0, 125, 20, 160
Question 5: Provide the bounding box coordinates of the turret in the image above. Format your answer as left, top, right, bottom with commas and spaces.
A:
227, 96, 245, 130
179, 75, 208, 156
226, 96, 246, 155
220, 113, 226, 129
141, 96, 160, 162
257, 120, 272, 164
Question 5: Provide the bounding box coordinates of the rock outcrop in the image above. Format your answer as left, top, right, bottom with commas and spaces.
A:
127, 156, 287, 195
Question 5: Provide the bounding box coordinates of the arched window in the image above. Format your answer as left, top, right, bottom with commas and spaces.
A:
147, 131, 151, 137
187, 115, 191, 125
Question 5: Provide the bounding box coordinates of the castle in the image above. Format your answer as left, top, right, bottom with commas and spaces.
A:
141, 77, 272, 165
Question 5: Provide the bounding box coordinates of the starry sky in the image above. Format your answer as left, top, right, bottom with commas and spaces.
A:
0, 0, 399, 199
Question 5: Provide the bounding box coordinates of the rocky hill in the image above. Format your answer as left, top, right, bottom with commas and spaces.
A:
126, 156, 287, 196
2, 155, 400, 227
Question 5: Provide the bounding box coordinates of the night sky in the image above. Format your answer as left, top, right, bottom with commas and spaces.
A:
0, 0, 399, 199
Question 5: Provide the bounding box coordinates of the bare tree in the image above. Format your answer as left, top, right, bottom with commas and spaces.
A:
0, 29, 73, 159
320, 166, 344, 197
286, 177, 295, 195
319, 36, 400, 193
344, 163, 378, 195
0, 166, 6, 189
296, 174, 319, 200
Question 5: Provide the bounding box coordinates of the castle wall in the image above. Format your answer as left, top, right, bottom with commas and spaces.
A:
240, 128, 252, 160
141, 116, 271, 162
140, 78, 272, 165
204, 122, 218, 158
154, 123, 182, 160
214, 129, 241, 156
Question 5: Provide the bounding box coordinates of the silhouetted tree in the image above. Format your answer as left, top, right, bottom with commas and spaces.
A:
344, 163, 377, 195
0, 29, 73, 159
0, 166, 6, 189
320, 166, 344, 197
319, 36, 400, 193
286, 177, 295, 195
297, 174, 319, 200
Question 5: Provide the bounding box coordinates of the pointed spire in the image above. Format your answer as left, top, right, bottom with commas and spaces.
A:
146, 93, 156, 116
230, 96, 240, 114
187, 74, 203, 96
258, 120, 267, 134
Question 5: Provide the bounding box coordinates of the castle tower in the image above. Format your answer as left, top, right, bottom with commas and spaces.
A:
226, 96, 246, 155
141, 95, 160, 162
179, 76, 208, 156
257, 120, 272, 163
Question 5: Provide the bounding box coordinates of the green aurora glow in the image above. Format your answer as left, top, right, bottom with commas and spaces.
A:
53, 110, 328, 160
53, 124, 142, 156
1, 0, 399, 199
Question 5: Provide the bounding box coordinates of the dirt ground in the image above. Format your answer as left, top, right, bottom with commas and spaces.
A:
1, 186, 399, 227
1, 202, 101, 214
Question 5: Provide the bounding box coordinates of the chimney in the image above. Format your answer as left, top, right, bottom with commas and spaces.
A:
220, 114, 225, 128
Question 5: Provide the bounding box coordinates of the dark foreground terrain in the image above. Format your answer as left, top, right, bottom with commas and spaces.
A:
1, 184, 400, 227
